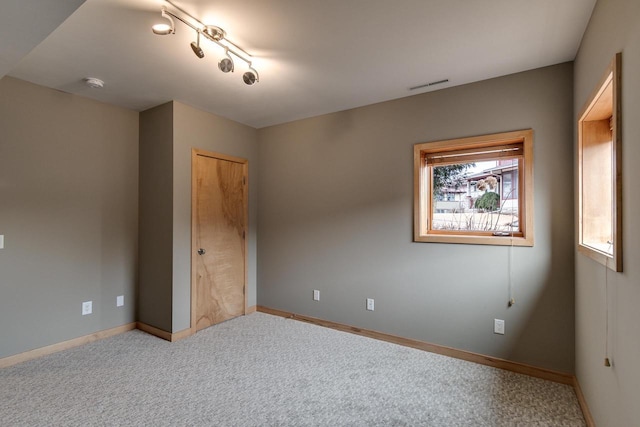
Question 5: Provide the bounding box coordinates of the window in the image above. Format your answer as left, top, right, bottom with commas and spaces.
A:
578, 53, 622, 272
413, 129, 534, 246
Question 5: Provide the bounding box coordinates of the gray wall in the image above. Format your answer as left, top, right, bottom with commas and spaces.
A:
574, 0, 640, 425
138, 102, 174, 332
0, 77, 138, 359
138, 101, 258, 333
173, 101, 258, 332
258, 63, 576, 373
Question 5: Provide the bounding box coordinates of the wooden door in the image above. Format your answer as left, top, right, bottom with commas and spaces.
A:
192, 149, 247, 331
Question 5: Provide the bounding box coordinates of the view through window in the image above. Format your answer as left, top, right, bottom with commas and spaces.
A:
431, 158, 519, 233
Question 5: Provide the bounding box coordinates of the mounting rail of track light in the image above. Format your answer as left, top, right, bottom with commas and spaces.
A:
151, 0, 259, 85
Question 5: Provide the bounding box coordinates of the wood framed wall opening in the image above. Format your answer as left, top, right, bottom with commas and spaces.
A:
577, 53, 622, 272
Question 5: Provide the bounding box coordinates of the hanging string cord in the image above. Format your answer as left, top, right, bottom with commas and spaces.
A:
508, 227, 515, 307
604, 241, 613, 367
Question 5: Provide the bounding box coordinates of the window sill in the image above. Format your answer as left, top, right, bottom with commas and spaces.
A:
414, 233, 533, 247
578, 244, 620, 271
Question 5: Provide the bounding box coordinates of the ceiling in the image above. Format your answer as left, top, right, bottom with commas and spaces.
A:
3, 0, 596, 129
0, 0, 85, 78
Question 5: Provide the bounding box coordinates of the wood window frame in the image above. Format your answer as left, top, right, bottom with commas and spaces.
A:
413, 129, 534, 246
577, 53, 622, 272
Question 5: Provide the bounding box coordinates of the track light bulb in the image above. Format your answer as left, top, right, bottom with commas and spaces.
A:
219, 58, 234, 73
191, 42, 204, 58
243, 65, 259, 85
243, 71, 257, 85
190, 32, 204, 58
152, 24, 173, 35
218, 49, 234, 73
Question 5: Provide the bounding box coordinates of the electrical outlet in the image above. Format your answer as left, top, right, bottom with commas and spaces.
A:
366, 298, 375, 311
494, 319, 505, 335
313, 290, 320, 301
0, 235, 4, 249
116, 295, 124, 307
82, 301, 92, 316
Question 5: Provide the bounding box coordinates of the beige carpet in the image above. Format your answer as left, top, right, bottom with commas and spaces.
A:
0, 313, 585, 426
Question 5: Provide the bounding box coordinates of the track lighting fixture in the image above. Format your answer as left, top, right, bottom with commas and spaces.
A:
242, 67, 259, 86
151, 8, 175, 35
151, 0, 259, 85
190, 31, 204, 58
218, 48, 234, 73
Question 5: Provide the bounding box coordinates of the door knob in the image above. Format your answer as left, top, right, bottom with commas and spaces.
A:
197, 248, 206, 255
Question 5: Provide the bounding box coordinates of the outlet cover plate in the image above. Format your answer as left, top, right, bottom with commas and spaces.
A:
82, 301, 92, 315
494, 318, 505, 335
116, 295, 124, 307
313, 290, 320, 301
366, 298, 375, 311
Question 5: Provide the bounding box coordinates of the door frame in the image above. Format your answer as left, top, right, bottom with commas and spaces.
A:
190, 148, 249, 331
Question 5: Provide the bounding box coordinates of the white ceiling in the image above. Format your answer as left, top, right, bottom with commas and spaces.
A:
5, 0, 596, 128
